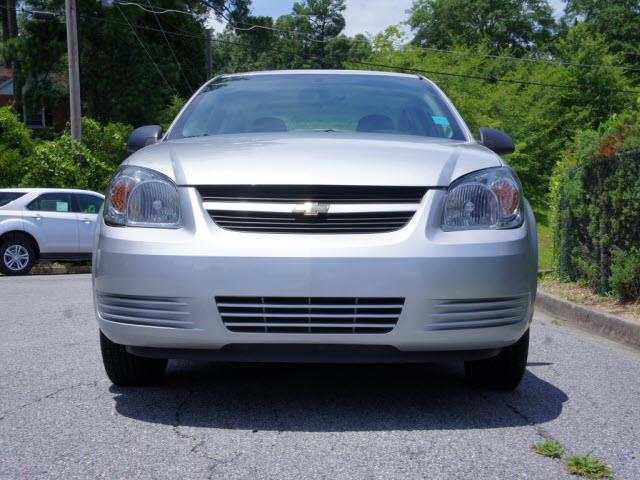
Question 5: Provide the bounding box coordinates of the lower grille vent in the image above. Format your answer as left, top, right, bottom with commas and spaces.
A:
428, 295, 529, 331
97, 293, 192, 329
216, 296, 404, 334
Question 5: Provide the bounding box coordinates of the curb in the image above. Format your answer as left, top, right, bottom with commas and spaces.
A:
536, 290, 640, 349
30, 263, 92, 275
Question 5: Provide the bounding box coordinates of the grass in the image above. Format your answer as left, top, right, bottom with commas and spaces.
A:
531, 440, 565, 459
535, 208, 553, 271
566, 454, 613, 479
539, 276, 640, 322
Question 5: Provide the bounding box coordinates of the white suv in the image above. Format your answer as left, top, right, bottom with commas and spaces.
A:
0, 188, 104, 275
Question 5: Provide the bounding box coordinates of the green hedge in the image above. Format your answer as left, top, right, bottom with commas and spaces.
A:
552, 112, 640, 301
0, 107, 132, 193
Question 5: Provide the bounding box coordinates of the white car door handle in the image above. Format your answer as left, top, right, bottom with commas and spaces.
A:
33, 214, 42, 221
82, 218, 92, 224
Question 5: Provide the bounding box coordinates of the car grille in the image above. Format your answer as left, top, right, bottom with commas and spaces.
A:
196, 185, 429, 204
96, 293, 192, 329
208, 210, 415, 234
428, 295, 530, 331
216, 296, 404, 334
198, 185, 426, 234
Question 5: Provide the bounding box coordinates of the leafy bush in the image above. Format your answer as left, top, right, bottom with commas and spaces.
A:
81, 117, 132, 171
0, 106, 35, 187
551, 110, 640, 300
20, 134, 110, 192
609, 247, 640, 301
13, 117, 131, 193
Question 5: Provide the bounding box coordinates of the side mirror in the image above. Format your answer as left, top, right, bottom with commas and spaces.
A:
478, 127, 515, 155
127, 125, 163, 153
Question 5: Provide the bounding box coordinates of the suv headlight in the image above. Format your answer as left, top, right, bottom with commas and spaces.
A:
442, 167, 523, 231
104, 166, 181, 228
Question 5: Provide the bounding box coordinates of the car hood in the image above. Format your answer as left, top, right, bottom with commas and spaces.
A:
123, 133, 503, 187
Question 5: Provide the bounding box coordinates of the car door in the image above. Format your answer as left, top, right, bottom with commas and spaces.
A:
26, 192, 78, 253
72, 193, 104, 253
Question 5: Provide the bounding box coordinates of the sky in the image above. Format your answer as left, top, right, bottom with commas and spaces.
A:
210, 0, 567, 35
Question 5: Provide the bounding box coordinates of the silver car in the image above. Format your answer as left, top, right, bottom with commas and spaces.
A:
94, 71, 537, 390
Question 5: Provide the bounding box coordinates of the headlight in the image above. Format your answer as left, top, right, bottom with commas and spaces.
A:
104, 166, 181, 228
442, 167, 523, 231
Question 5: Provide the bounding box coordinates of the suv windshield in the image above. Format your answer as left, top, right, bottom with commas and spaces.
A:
0, 192, 26, 207
168, 74, 467, 141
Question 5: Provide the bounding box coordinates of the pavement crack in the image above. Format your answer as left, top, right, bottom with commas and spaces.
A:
170, 385, 242, 478
206, 451, 242, 479
483, 392, 557, 443
172, 385, 196, 442
0, 380, 98, 421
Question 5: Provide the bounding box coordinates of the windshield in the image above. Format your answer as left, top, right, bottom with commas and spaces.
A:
0, 192, 26, 207
168, 74, 467, 141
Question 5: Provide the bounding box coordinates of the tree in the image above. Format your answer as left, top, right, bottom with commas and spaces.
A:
211, 0, 370, 72
9, 1, 251, 126
563, 0, 640, 71
408, 0, 557, 56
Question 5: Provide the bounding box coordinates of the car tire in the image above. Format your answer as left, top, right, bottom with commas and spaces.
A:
464, 329, 529, 390
99, 331, 167, 386
0, 236, 36, 276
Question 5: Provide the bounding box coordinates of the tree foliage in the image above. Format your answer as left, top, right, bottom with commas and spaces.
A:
8, 1, 248, 126
408, 0, 557, 55
563, 0, 640, 70
0, 106, 35, 187
212, 0, 371, 72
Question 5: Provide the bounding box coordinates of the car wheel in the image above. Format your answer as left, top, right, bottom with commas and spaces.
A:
99, 331, 167, 386
0, 236, 35, 276
464, 329, 529, 390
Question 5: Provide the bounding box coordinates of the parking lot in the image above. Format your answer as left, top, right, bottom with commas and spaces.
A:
1, 274, 639, 479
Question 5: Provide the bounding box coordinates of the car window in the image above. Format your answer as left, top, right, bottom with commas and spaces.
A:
169, 74, 467, 141
74, 194, 104, 214
27, 192, 72, 213
0, 192, 26, 207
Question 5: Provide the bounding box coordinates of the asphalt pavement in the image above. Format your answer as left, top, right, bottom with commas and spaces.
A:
1, 274, 638, 479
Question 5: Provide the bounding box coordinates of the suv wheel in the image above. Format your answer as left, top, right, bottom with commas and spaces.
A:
100, 331, 167, 386
0, 236, 35, 276
465, 329, 529, 390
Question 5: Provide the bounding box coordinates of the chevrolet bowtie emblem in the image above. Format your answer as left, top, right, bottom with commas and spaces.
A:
292, 202, 330, 216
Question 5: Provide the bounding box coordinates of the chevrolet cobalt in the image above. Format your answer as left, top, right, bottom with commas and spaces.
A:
94, 71, 537, 389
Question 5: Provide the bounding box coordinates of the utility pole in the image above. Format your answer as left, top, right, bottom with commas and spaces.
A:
205, 29, 212, 80
5, 0, 22, 119
65, 0, 81, 140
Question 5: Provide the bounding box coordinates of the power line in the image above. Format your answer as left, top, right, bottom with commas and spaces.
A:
115, 1, 193, 16
15, 6, 640, 96
417, 46, 640, 73
116, 0, 332, 43
144, 0, 194, 93
115, 3, 178, 95
117, 1, 640, 72
9, 1, 640, 73
81, 14, 640, 94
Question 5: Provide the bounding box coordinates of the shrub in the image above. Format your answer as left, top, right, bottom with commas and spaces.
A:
0, 106, 35, 187
20, 134, 112, 192
552, 110, 640, 300
81, 117, 132, 171
609, 247, 640, 301
17, 118, 131, 193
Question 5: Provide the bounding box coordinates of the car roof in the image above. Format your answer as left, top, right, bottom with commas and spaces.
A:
222, 69, 421, 80
0, 188, 104, 197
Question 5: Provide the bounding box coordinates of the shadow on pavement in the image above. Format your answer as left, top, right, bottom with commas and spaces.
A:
110, 361, 567, 432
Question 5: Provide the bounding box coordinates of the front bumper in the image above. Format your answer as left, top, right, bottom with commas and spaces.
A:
93, 189, 537, 356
